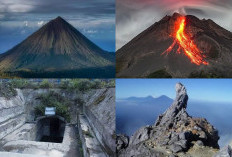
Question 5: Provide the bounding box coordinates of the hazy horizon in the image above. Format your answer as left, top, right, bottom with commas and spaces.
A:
116, 79, 232, 104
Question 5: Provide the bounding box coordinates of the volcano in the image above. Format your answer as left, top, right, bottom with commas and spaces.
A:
116, 13, 232, 78
0, 16, 115, 78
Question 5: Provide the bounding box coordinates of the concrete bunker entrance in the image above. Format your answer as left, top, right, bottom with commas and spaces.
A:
36, 116, 66, 143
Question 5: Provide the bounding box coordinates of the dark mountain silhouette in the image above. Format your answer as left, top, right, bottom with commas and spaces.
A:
116, 13, 232, 78
0, 16, 115, 78
116, 95, 173, 136
124, 95, 173, 104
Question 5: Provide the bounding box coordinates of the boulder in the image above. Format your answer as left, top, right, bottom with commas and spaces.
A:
116, 134, 129, 153
214, 145, 232, 157
152, 83, 219, 152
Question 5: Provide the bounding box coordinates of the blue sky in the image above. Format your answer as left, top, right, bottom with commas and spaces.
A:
0, 0, 115, 53
116, 79, 232, 103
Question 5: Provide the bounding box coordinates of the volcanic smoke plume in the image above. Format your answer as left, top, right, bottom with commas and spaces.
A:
116, 13, 232, 78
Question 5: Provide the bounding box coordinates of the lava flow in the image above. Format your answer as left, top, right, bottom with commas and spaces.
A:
162, 16, 208, 65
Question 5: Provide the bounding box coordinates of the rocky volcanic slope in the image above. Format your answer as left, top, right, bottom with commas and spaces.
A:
117, 83, 220, 157
116, 13, 232, 78
0, 17, 115, 78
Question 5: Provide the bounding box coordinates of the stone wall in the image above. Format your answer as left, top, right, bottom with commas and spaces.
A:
0, 89, 26, 139
83, 88, 116, 156
78, 114, 108, 157
21, 89, 81, 124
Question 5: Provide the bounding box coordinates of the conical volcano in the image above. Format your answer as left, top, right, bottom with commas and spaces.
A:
116, 13, 232, 78
0, 16, 115, 78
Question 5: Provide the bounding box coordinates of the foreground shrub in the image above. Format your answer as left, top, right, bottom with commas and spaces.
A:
34, 91, 71, 122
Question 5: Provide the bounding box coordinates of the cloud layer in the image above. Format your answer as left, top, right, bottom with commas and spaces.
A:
0, 0, 115, 53
116, 0, 232, 50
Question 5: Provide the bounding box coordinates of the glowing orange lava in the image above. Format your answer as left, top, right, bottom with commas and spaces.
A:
162, 16, 208, 65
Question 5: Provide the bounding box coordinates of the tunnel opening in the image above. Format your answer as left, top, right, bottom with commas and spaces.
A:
36, 116, 66, 143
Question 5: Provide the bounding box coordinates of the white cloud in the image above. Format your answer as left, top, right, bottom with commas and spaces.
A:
7, 4, 33, 12
38, 21, 44, 26
87, 30, 98, 34
24, 21, 28, 27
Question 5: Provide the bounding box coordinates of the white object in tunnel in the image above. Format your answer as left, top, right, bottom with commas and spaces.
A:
45, 107, 56, 116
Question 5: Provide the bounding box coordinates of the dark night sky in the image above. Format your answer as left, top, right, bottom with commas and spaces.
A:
116, 0, 232, 50
0, 0, 115, 53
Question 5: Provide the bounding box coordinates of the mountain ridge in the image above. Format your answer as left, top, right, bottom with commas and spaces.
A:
121, 95, 173, 102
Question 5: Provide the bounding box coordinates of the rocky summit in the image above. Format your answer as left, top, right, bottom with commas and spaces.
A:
117, 83, 220, 157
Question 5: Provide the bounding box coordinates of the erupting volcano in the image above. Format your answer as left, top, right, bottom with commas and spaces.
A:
116, 13, 232, 78
162, 16, 208, 65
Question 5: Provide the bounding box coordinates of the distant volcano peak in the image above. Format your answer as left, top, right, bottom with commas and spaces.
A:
51, 16, 67, 24
55, 16, 64, 20
0, 16, 115, 78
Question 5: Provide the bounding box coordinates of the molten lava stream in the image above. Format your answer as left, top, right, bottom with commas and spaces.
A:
162, 16, 208, 65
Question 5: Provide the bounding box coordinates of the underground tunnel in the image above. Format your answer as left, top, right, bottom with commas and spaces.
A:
36, 116, 66, 143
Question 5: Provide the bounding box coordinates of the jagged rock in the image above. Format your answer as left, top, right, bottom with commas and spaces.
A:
129, 126, 153, 146
196, 140, 204, 147
170, 144, 183, 153
152, 83, 219, 153
117, 83, 220, 157
214, 145, 232, 157
116, 134, 129, 153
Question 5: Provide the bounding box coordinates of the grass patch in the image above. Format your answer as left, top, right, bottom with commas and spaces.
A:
59, 79, 115, 91
39, 79, 53, 88
83, 130, 94, 138
93, 90, 107, 105
93, 95, 106, 105
0, 82, 17, 99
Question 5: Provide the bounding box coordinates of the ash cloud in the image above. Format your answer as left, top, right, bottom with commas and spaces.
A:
116, 0, 232, 50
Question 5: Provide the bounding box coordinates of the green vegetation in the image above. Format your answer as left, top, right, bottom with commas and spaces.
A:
2, 79, 115, 90
58, 79, 115, 91
93, 95, 106, 105
10, 79, 39, 89
93, 90, 107, 105
0, 82, 17, 99
10, 79, 29, 88
34, 91, 71, 122
112, 132, 117, 140
39, 79, 53, 88
83, 130, 94, 138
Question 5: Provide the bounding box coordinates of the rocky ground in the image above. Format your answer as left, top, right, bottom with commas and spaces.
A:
117, 83, 221, 157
